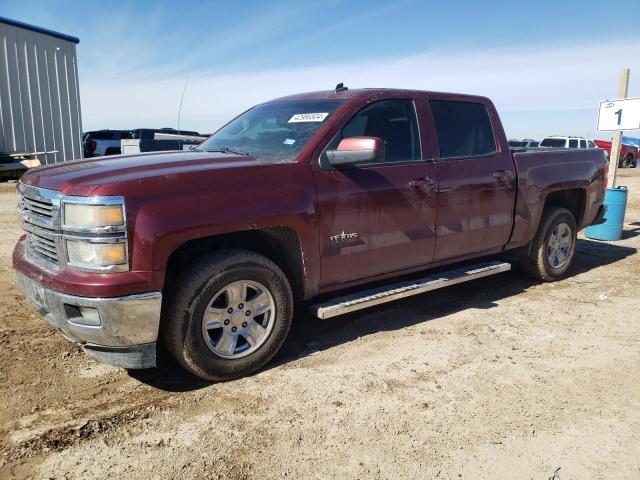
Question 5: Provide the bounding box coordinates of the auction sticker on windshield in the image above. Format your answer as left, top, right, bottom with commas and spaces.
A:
288, 112, 329, 123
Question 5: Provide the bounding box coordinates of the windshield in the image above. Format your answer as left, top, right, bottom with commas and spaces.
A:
508, 141, 527, 147
199, 99, 344, 163
540, 138, 567, 148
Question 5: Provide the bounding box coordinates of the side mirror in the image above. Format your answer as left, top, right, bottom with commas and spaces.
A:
326, 137, 385, 166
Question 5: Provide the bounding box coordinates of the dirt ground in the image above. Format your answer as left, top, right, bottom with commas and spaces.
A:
0, 170, 639, 480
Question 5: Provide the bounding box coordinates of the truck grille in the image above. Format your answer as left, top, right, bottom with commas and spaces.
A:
26, 227, 59, 263
21, 195, 55, 219
17, 183, 63, 270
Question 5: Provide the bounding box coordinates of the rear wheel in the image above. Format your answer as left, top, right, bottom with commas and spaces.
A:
520, 207, 577, 282
162, 250, 293, 381
622, 155, 634, 168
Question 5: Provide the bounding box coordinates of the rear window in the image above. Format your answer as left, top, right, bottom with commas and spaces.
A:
540, 138, 567, 148
430, 101, 496, 158
509, 141, 527, 148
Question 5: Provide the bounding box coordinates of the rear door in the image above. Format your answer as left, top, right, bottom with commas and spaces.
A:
313, 98, 438, 287
428, 99, 516, 261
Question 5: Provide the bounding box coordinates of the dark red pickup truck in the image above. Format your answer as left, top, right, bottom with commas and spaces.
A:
14, 87, 607, 381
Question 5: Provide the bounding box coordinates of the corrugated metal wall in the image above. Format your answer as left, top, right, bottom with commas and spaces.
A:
0, 21, 82, 163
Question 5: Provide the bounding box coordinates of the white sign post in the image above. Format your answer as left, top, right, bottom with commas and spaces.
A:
597, 68, 631, 189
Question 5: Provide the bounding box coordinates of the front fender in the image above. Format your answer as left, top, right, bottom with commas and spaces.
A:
122, 163, 320, 296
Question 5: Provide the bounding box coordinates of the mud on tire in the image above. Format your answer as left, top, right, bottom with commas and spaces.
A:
519, 207, 577, 282
161, 249, 293, 381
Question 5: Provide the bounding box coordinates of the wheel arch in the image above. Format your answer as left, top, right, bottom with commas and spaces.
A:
511, 188, 586, 259
542, 188, 586, 226
164, 227, 306, 302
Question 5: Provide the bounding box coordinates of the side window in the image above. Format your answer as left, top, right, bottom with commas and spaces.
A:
580, 140, 587, 148
588, 141, 595, 148
569, 139, 578, 148
531, 141, 539, 147
92, 131, 114, 140
339, 100, 421, 163
430, 100, 497, 158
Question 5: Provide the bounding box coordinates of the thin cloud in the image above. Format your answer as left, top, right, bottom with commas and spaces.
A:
81, 39, 640, 139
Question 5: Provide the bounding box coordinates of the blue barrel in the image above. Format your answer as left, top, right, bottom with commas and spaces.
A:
585, 187, 628, 241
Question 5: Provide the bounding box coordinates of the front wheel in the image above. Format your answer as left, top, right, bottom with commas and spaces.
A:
162, 250, 293, 381
519, 207, 577, 282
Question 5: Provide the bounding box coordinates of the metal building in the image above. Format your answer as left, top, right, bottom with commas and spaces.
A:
0, 16, 82, 165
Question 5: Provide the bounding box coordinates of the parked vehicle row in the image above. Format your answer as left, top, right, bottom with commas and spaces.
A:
15, 86, 608, 381
511, 135, 638, 168
82, 128, 202, 158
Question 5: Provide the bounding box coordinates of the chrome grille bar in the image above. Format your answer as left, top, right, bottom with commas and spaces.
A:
18, 183, 63, 270
22, 197, 54, 217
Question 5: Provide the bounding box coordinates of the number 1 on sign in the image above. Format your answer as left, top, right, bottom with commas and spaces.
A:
614, 109, 622, 125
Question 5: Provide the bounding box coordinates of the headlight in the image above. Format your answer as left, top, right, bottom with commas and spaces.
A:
60, 196, 128, 272
63, 202, 125, 231
66, 240, 128, 271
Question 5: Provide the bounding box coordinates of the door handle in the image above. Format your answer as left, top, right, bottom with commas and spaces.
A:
408, 177, 435, 189
492, 170, 513, 181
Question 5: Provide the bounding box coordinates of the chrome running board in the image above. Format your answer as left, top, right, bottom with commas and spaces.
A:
313, 261, 511, 319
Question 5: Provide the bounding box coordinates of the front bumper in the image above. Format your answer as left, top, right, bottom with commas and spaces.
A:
16, 272, 162, 369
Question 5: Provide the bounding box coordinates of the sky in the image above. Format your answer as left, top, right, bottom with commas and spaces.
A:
1, 0, 640, 140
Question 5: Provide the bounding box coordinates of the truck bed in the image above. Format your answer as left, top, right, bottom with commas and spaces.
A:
508, 147, 608, 248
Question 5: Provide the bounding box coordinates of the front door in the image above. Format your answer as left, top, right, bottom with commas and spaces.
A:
313, 99, 438, 287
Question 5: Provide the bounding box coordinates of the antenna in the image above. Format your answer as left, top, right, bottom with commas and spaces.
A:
177, 72, 190, 134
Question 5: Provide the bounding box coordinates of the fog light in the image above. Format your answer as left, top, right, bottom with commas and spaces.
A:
65, 304, 101, 326
79, 307, 101, 326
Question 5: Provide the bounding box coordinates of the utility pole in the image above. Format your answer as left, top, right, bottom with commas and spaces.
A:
607, 68, 630, 188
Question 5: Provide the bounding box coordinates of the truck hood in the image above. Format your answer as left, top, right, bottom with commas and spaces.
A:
20, 150, 267, 195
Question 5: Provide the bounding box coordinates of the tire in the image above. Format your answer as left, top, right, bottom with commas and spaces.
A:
622, 155, 633, 168
162, 249, 293, 381
519, 207, 577, 282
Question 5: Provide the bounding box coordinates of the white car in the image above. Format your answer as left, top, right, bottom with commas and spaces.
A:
539, 136, 597, 149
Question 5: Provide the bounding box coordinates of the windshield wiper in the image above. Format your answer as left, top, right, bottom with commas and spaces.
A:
203, 146, 251, 156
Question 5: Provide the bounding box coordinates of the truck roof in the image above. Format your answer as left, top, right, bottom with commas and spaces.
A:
271, 88, 490, 103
